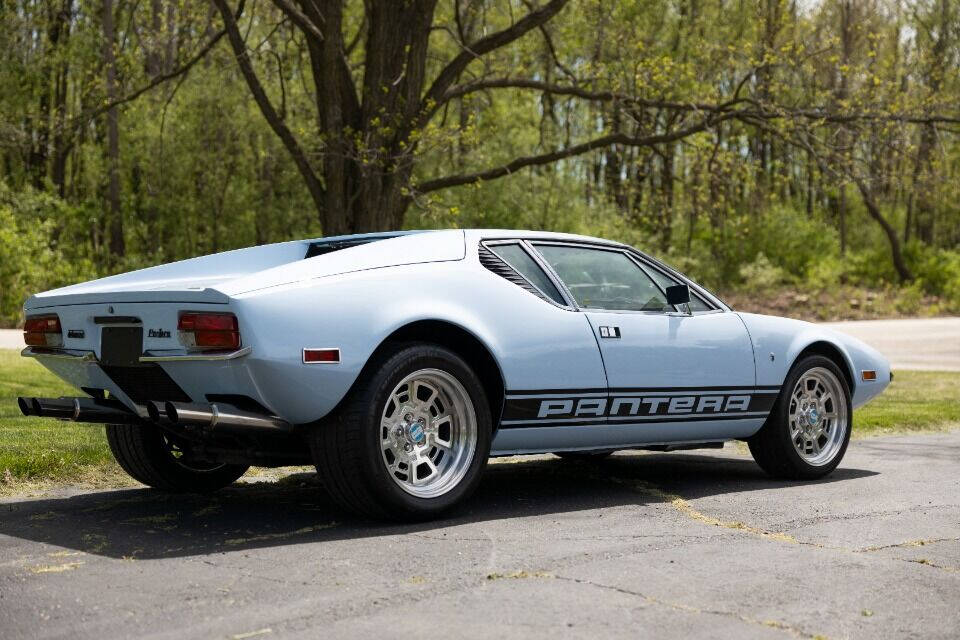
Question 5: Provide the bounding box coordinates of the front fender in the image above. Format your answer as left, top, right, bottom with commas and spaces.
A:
737, 312, 891, 409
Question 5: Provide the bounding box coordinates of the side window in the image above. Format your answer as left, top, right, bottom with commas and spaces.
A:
642, 266, 713, 312
533, 244, 669, 312
488, 243, 566, 305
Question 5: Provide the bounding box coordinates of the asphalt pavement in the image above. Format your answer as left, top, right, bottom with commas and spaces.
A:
821, 317, 960, 371
2, 431, 959, 639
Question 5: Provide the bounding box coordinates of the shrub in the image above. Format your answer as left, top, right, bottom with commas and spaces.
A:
738, 253, 789, 292
0, 184, 96, 327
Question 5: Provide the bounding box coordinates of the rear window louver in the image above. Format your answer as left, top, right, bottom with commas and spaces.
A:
478, 245, 552, 303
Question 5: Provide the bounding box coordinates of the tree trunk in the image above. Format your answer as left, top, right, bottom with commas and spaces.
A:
102, 0, 124, 259
50, 0, 74, 197
853, 178, 913, 282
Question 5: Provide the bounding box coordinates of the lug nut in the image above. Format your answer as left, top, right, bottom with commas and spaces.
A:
404, 413, 413, 423
417, 417, 426, 425
404, 443, 413, 452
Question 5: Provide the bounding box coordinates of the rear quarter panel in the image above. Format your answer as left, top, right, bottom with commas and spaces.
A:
234, 256, 607, 424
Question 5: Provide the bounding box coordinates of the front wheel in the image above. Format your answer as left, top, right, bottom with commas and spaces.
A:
310, 343, 492, 521
748, 355, 852, 479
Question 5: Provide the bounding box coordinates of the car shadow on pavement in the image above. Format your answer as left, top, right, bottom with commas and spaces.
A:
0, 451, 877, 560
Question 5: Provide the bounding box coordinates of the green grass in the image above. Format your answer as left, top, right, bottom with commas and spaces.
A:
856, 371, 960, 435
0, 349, 957, 491
0, 350, 118, 487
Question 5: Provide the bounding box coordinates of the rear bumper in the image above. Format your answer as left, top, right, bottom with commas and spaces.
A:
23, 345, 271, 419
22, 345, 251, 363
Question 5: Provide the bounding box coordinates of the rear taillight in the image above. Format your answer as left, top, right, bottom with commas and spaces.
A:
178, 312, 240, 350
23, 315, 63, 348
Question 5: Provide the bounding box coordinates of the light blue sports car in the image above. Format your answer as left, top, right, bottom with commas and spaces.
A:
18, 230, 891, 519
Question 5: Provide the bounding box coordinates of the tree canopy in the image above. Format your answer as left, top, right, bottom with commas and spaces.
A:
1, 0, 959, 325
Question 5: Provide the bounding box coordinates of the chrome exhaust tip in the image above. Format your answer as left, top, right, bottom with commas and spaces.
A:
146, 400, 166, 423
162, 401, 290, 433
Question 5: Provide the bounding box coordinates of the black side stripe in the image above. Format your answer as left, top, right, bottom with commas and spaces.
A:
508, 385, 781, 396
499, 386, 781, 429
499, 413, 771, 429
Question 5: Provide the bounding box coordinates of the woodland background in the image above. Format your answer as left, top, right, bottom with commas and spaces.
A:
1, 0, 959, 326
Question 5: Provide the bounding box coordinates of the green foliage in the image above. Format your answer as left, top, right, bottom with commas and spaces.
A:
0, 0, 958, 322
738, 253, 789, 293
0, 183, 96, 326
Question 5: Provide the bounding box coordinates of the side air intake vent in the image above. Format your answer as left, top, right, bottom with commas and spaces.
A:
478, 246, 552, 303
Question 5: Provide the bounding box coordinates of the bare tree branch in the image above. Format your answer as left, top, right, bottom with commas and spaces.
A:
415, 112, 736, 193
519, 0, 577, 82
439, 78, 960, 126
418, 0, 571, 126
270, 0, 324, 43
440, 78, 748, 112
212, 0, 325, 211
69, 27, 226, 129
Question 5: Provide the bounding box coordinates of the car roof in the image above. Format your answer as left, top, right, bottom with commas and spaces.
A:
304, 229, 624, 248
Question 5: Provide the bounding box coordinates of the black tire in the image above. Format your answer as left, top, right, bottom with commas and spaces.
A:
748, 355, 852, 480
105, 423, 249, 492
553, 450, 614, 461
310, 343, 492, 521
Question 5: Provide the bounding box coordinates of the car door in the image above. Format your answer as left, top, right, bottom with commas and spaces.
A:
531, 242, 770, 443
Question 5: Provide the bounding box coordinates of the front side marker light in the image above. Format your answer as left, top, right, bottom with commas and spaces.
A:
861, 370, 877, 381
303, 348, 340, 364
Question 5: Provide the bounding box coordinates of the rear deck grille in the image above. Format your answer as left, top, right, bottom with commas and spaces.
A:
99, 364, 192, 404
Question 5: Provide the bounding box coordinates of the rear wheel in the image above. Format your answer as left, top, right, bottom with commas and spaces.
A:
310, 343, 492, 521
105, 423, 249, 492
748, 355, 851, 479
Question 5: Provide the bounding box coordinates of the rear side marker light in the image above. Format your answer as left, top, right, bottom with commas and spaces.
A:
178, 313, 240, 350
303, 348, 340, 364
24, 315, 63, 348
861, 370, 877, 381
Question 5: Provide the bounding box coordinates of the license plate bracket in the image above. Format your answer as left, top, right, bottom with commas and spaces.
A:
100, 327, 144, 366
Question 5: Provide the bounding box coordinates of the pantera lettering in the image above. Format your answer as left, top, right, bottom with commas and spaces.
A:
535, 394, 756, 419
147, 328, 171, 339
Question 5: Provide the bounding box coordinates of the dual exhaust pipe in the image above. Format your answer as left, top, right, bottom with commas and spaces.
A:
147, 401, 290, 433
18, 396, 142, 424
18, 396, 290, 434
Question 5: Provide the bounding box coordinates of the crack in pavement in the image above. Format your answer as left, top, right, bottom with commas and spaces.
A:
858, 536, 960, 552
552, 574, 831, 639
604, 474, 960, 576
604, 476, 800, 544
223, 522, 339, 546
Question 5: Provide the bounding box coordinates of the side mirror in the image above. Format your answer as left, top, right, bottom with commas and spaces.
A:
665, 283, 690, 306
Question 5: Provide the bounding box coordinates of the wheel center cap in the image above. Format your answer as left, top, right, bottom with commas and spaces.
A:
407, 422, 426, 445
807, 407, 820, 426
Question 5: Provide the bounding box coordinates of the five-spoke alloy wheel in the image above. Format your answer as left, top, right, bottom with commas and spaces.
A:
749, 355, 852, 479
